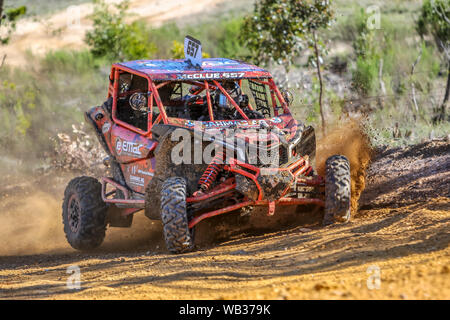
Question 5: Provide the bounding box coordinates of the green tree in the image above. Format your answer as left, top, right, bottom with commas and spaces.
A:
351, 8, 380, 97
85, 0, 156, 61
241, 0, 334, 132
417, 0, 450, 122
216, 18, 248, 59
0, 0, 27, 45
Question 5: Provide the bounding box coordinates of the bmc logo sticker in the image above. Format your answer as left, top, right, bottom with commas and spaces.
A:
115, 138, 142, 156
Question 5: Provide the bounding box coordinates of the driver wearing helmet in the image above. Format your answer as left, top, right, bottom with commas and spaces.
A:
215, 80, 250, 109
183, 84, 202, 101
180, 84, 203, 107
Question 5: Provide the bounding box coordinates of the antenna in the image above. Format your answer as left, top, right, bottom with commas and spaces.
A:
184, 35, 202, 69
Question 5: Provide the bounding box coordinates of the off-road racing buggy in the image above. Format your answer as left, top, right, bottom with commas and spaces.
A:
62, 37, 351, 253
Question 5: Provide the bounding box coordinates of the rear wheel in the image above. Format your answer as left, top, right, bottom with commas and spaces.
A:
160, 177, 195, 253
323, 155, 351, 225
62, 176, 107, 250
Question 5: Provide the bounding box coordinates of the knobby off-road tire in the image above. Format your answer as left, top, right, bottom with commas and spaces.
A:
160, 177, 195, 254
323, 155, 351, 225
62, 176, 108, 250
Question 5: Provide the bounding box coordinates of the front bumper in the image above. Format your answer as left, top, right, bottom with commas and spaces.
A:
230, 155, 313, 201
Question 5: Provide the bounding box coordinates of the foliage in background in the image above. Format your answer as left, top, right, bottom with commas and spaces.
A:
241, 0, 334, 70
417, 0, 449, 122
417, 0, 450, 51
85, 0, 156, 61
0, 2, 27, 45
346, 6, 443, 114
350, 8, 381, 97
286, 1, 448, 145
170, 40, 184, 59
211, 18, 249, 59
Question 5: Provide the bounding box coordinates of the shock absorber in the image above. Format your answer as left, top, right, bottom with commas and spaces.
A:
198, 149, 225, 191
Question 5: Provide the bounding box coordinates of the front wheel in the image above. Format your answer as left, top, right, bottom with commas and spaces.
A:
323, 155, 351, 225
160, 177, 195, 253
62, 176, 107, 250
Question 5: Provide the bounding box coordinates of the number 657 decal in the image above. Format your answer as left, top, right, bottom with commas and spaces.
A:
184, 36, 202, 68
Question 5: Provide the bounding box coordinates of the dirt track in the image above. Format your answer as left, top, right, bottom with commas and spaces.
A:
0, 140, 449, 300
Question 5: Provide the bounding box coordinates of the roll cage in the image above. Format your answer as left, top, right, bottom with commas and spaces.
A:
107, 64, 292, 137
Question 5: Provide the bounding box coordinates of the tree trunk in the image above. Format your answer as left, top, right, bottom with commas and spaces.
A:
411, 48, 423, 114
440, 63, 450, 122
313, 31, 326, 135
378, 58, 386, 109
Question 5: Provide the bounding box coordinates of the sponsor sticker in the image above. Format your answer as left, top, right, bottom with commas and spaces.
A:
138, 169, 154, 177
116, 139, 122, 155
115, 138, 143, 156
129, 175, 145, 187
178, 72, 245, 80
271, 117, 282, 124
185, 119, 269, 129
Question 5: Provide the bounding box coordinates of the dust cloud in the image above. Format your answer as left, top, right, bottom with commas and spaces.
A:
0, 181, 164, 256
0, 191, 68, 256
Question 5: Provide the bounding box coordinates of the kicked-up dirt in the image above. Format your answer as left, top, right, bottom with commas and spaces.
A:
0, 139, 449, 300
